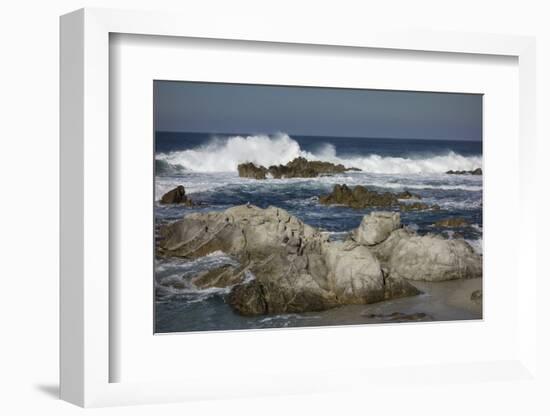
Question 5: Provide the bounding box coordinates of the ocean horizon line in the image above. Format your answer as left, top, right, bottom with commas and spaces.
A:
155, 131, 482, 143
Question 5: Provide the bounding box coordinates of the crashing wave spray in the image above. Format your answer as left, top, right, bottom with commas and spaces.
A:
155, 133, 482, 174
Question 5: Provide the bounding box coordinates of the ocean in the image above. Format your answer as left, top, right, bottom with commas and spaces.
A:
154, 132, 483, 333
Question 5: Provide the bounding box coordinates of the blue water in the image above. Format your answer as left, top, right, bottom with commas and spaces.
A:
156, 131, 482, 157
154, 132, 483, 333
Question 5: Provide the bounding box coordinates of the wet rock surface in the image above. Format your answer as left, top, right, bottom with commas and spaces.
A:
362, 311, 433, 322
319, 184, 400, 208
237, 163, 267, 179
160, 185, 193, 205
191, 265, 242, 289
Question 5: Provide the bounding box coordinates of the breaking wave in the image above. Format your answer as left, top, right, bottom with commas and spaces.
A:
155, 133, 482, 175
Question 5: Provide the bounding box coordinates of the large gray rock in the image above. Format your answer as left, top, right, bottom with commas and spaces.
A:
354, 211, 401, 245
386, 233, 482, 281
369, 228, 415, 266
323, 240, 389, 303
159, 205, 419, 315
158, 205, 320, 259
228, 251, 340, 315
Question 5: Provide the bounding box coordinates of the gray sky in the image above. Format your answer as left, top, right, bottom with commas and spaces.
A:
154, 81, 482, 141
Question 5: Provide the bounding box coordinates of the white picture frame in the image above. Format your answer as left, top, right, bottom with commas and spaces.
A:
60, 7, 538, 408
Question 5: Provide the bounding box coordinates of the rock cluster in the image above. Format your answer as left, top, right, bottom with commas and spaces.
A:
446, 168, 482, 175
158, 205, 419, 315
237, 157, 360, 179
158, 205, 482, 316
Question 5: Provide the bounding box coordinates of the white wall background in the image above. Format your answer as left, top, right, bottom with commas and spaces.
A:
0, 1, 548, 415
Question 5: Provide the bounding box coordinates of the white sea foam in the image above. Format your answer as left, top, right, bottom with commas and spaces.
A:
157, 133, 304, 173
366, 181, 482, 192
155, 251, 253, 301
156, 133, 482, 175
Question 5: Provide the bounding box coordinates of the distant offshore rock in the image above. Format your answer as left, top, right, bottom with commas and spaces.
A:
159, 185, 193, 205
237, 157, 360, 179
237, 163, 268, 180
319, 184, 430, 210
446, 168, 482, 175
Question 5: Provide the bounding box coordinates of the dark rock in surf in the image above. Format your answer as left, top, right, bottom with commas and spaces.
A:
237, 157, 360, 179
446, 168, 482, 175
319, 184, 400, 208
395, 190, 421, 200
237, 163, 268, 180
160, 185, 193, 205
319, 185, 425, 210
471, 168, 482, 175
228, 279, 268, 315
267, 157, 359, 179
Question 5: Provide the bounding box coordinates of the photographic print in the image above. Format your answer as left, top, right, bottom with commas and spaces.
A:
154, 81, 482, 333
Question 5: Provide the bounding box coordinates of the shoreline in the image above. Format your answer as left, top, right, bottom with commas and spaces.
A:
155, 278, 483, 333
